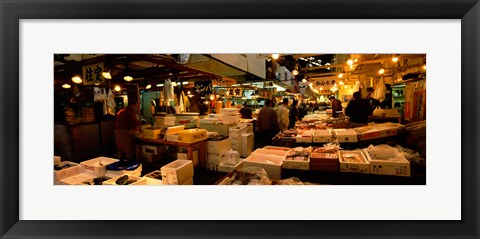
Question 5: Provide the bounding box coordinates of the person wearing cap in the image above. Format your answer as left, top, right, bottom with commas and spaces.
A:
276, 98, 289, 131
329, 96, 343, 117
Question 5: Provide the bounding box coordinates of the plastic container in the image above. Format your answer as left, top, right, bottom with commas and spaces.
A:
80, 157, 119, 176
161, 160, 194, 185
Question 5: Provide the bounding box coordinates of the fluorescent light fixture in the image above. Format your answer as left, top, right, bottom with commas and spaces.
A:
156, 84, 164, 87
182, 81, 189, 85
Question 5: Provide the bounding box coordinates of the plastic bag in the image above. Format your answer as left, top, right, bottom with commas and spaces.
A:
93, 87, 103, 102
372, 106, 384, 118
222, 167, 271, 185
366, 144, 401, 159
372, 78, 387, 102
223, 149, 240, 166
106, 89, 116, 116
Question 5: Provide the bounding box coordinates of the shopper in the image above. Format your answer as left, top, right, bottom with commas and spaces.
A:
276, 98, 289, 131
329, 96, 343, 117
114, 99, 141, 160
298, 101, 306, 120
304, 103, 313, 115
345, 92, 372, 128
240, 102, 253, 119
256, 99, 279, 147
288, 99, 299, 129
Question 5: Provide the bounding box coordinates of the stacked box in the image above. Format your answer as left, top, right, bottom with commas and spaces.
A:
243, 149, 286, 180
229, 126, 247, 152
161, 160, 194, 185
338, 150, 370, 174
237, 122, 254, 133
241, 133, 254, 158
207, 137, 231, 171
312, 130, 332, 143
363, 149, 411, 177
310, 152, 339, 172
141, 145, 167, 162
177, 129, 208, 143
296, 130, 313, 143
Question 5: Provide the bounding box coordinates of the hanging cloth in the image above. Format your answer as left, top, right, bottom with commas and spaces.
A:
372, 78, 387, 102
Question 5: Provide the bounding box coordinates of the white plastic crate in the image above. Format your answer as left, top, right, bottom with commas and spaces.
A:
54, 161, 83, 185
243, 154, 284, 180
161, 160, 194, 185
80, 157, 119, 176
102, 174, 147, 185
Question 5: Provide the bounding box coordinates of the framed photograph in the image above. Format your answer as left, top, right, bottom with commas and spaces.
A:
1, 0, 479, 238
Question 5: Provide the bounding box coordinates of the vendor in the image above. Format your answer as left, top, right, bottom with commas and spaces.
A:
114, 99, 141, 160
345, 92, 371, 128
329, 96, 343, 117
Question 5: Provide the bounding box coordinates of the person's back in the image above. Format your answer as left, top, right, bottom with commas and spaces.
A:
345, 92, 371, 124
114, 100, 140, 160
276, 98, 289, 131
240, 104, 253, 119
258, 104, 278, 131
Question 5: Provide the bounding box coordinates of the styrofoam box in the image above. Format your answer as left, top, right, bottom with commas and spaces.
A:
200, 122, 235, 136
177, 151, 199, 166
222, 114, 240, 125
161, 160, 194, 185
165, 134, 179, 142
237, 122, 253, 133
207, 138, 231, 154
144, 177, 164, 185
363, 150, 411, 177
207, 153, 223, 171
253, 148, 289, 158
334, 129, 358, 143
144, 170, 163, 180
283, 156, 310, 170
105, 164, 142, 178
80, 157, 119, 176
243, 153, 284, 180
54, 161, 84, 184
143, 128, 161, 139
207, 114, 223, 120
220, 108, 239, 115
338, 150, 370, 174
229, 126, 247, 138
313, 130, 332, 143
54, 156, 61, 165
241, 133, 254, 158
102, 175, 147, 185
296, 134, 313, 143
218, 158, 244, 173
177, 129, 208, 143
58, 173, 98, 185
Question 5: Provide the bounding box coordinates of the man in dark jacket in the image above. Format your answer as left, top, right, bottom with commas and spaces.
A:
345, 92, 372, 128
256, 99, 278, 147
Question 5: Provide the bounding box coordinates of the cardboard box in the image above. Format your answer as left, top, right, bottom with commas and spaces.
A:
363, 149, 411, 177
333, 129, 358, 143
58, 173, 98, 185
54, 161, 83, 184
143, 128, 161, 140
142, 145, 167, 162
102, 175, 147, 185
312, 130, 332, 143
177, 129, 208, 143
207, 138, 231, 155
241, 133, 254, 158
338, 150, 370, 174
161, 160, 194, 185
243, 153, 284, 180
354, 123, 405, 141
296, 134, 313, 143
80, 157, 119, 176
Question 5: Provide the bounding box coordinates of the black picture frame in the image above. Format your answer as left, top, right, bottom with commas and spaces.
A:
1, 0, 479, 238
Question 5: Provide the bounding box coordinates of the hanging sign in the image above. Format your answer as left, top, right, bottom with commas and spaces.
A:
226, 88, 243, 97
194, 81, 212, 95
310, 77, 337, 90
82, 62, 105, 85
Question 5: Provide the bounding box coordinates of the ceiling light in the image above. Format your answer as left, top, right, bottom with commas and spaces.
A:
124, 75, 133, 81
71, 75, 82, 84
354, 58, 358, 62
145, 84, 151, 90
187, 91, 191, 95
62, 83, 71, 89
302, 78, 307, 83
114, 85, 121, 92
309, 82, 313, 88
423, 64, 427, 70
378, 68, 385, 74
339, 80, 344, 85
292, 69, 299, 75
272, 54, 280, 60
320, 87, 323, 90
338, 73, 344, 78
392, 56, 399, 62
156, 84, 164, 87
102, 69, 112, 79
182, 81, 189, 85
347, 59, 353, 65
344, 85, 348, 89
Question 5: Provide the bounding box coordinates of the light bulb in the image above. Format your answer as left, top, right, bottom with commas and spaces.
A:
347, 59, 353, 65
302, 78, 307, 83
124, 75, 133, 81
102, 70, 112, 79
309, 82, 313, 87
423, 64, 427, 70
378, 68, 385, 74
71, 75, 82, 84
145, 84, 151, 90
272, 54, 280, 60
338, 73, 344, 78
292, 69, 299, 75
392, 56, 399, 62
210, 95, 215, 101
62, 83, 71, 89
339, 81, 344, 85
187, 91, 191, 94
114, 85, 121, 92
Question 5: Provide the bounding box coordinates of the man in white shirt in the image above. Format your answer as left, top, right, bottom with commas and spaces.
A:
276, 98, 289, 131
